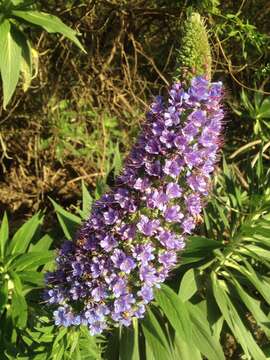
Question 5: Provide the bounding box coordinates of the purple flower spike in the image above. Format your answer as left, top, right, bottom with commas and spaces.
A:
45, 76, 224, 335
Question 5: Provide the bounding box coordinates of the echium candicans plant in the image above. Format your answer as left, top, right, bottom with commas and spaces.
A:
45, 12, 225, 335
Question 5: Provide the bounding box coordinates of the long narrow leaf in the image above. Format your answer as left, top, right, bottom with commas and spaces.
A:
0, 20, 21, 108
12, 10, 86, 52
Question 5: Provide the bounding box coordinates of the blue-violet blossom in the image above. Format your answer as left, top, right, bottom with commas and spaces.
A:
45, 76, 224, 335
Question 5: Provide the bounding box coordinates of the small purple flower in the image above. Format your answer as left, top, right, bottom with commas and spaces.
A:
111, 249, 127, 267
118, 223, 136, 240
164, 106, 180, 127
157, 230, 185, 250
187, 174, 209, 195
100, 234, 117, 252
164, 205, 184, 222
111, 277, 128, 298
91, 285, 107, 301
137, 215, 160, 236
182, 217, 196, 234
182, 122, 199, 142
160, 129, 176, 148
72, 262, 83, 277
46, 288, 64, 304
186, 194, 202, 216
138, 285, 154, 303
150, 95, 164, 114
174, 135, 187, 150
120, 256, 136, 274
145, 160, 162, 177
134, 304, 146, 318
103, 209, 119, 225
146, 189, 169, 211
166, 183, 182, 199
133, 243, 155, 264
145, 139, 160, 154
140, 265, 158, 285
163, 157, 183, 178
134, 177, 151, 192
114, 294, 135, 313
188, 109, 207, 127
158, 251, 177, 268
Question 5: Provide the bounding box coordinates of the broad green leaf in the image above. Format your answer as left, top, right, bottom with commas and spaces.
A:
18, 29, 32, 92
9, 251, 54, 271
12, 11, 86, 52
211, 274, 266, 360
173, 336, 202, 360
0, 20, 21, 108
141, 309, 172, 360
155, 284, 192, 346
78, 326, 102, 360
178, 268, 198, 302
186, 302, 225, 360
0, 278, 8, 313
258, 97, 270, 118
229, 274, 270, 338
29, 234, 53, 252
19, 271, 44, 286
8, 213, 43, 254
81, 181, 93, 220
9, 271, 27, 328
113, 142, 122, 177
181, 236, 222, 264
231, 259, 270, 305
0, 212, 9, 259
119, 319, 140, 360
50, 198, 81, 239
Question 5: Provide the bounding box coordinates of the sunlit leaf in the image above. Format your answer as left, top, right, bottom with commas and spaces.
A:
0, 20, 21, 108
12, 10, 86, 52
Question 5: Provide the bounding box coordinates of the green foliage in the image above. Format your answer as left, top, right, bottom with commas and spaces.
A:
0, 0, 84, 109
0, 212, 54, 358
232, 90, 270, 140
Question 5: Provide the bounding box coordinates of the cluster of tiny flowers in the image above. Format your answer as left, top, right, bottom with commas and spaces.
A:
45, 76, 224, 335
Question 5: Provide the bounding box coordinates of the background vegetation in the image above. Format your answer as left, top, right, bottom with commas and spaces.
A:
0, 0, 270, 359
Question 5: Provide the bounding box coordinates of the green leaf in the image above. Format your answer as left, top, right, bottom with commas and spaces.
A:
17, 28, 32, 92
50, 198, 81, 240
0, 212, 9, 259
29, 234, 53, 252
231, 259, 270, 305
9, 251, 54, 271
8, 213, 43, 255
229, 274, 270, 338
141, 308, 172, 360
155, 284, 192, 345
119, 319, 140, 360
186, 302, 225, 360
0, 278, 8, 313
113, 142, 122, 177
10, 271, 28, 328
211, 274, 266, 360
0, 20, 22, 109
81, 181, 93, 220
18, 271, 44, 286
12, 10, 86, 52
178, 268, 198, 302
173, 336, 202, 360
181, 236, 222, 264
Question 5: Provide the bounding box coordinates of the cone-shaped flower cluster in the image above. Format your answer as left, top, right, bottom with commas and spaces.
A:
45, 76, 224, 335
